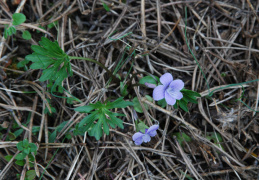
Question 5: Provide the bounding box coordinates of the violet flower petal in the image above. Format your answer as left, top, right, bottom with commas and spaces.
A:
134, 138, 144, 145
142, 134, 151, 143
169, 80, 184, 91
160, 73, 173, 86
146, 125, 159, 137
132, 132, 144, 141
133, 132, 144, 145
153, 85, 166, 100
165, 91, 176, 105
171, 91, 183, 100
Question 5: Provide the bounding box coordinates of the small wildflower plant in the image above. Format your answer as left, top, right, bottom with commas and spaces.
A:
5, 139, 37, 169
4, 13, 31, 40
133, 123, 159, 145
140, 73, 201, 112
75, 97, 133, 140
153, 73, 184, 105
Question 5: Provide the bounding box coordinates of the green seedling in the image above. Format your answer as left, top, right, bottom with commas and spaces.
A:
4, 13, 31, 40
75, 97, 133, 140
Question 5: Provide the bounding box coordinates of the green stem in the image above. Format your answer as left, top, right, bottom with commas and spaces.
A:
69, 56, 118, 83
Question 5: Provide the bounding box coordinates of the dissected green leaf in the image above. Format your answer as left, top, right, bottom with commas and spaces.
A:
106, 97, 133, 109
89, 120, 103, 140
17, 59, 30, 68
74, 105, 95, 113
75, 97, 132, 140
23, 37, 72, 92
12, 13, 26, 25
78, 111, 99, 127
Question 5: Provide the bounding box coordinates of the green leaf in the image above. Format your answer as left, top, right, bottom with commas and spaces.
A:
15, 160, 25, 166
5, 26, 16, 37
107, 112, 124, 129
173, 132, 192, 147
100, 114, 109, 135
25, 170, 36, 180
136, 120, 149, 133
158, 98, 167, 108
74, 105, 95, 113
139, 75, 159, 85
102, 2, 110, 12
78, 111, 98, 127
29, 143, 37, 153
47, 21, 58, 29
4, 26, 8, 39
133, 97, 149, 113
23, 139, 29, 148
22, 30, 31, 40
4, 155, 13, 162
7, 132, 16, 140
23, 148, 30, 154
173, 102, 178, 109
183, 95, 198, 104
15, 152, 27, 160
178, 100, 188, 112
107, 97, 133, 109
17, 141, 24, 151
49, 130, 57, 143
17, 59, 30, 68
10, 26, 16, 35
32, 126, 40, 133
89, 120, 103, 140
181, 89, 201, 97
25, 37, 72, 92
12, 13, 26, 25
120, 82, 128, 97
65, 133, 72, 139
56, 121, 70, 132
28, 154, 35, 161
206, 132, 223, 149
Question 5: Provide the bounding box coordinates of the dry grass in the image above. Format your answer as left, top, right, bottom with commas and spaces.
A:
0, 0, 259, 179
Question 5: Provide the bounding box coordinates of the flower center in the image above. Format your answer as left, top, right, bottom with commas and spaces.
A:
166, 87, 177, 98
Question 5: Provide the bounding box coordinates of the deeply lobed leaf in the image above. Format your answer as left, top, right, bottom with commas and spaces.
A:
75, 97, 132, 140
23, 37, 72, 92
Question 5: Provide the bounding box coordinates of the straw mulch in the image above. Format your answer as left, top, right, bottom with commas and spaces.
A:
0, 0, 259, 179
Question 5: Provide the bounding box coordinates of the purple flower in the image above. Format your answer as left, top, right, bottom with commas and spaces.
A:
153, 73, 184, 105
132, 125, 159, 145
